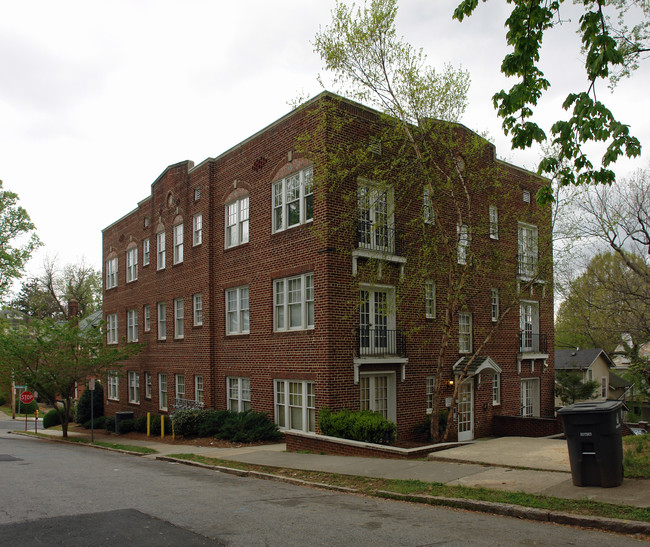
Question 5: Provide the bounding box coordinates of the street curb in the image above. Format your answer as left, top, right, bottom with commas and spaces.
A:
376, 491, 650, 536
9, 430, 150, 457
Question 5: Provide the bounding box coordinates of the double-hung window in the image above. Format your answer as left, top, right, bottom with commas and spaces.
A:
225, 196, 249, 248
457, 223, 469, 265
143, 304, 151, 332
127, 309, 138, 342
106, 313, 118, 344
145, 372, 152, 399
492, 373, 501, 405
193, 214, 203, 246
423, 186, 435, 224
126, 247, 138, 282
143, 238, 150, 266
491, 288, 499, 322
274, 273, 314, 331
426, 376, 436, 413
157, 302, 166, 340
228, 377, 251, 412
195, 375, 204, 404
226, 286, 249, 334
459, 312, 472, 354
128, 371, 140, 404
157, 231, 166, 270
274, 380, 315, 432
174, 298, 184, 339
272, 167, 313, 232
193, 294, 203, 326
106, 257, 118, 289
425, 281, 436, 319
518, 223, 538, 277
107, 371, 119, 401
173, 223, 183, 264
489, 205, 499, 239
175, 374, 185, 401
159, 373, 168, 410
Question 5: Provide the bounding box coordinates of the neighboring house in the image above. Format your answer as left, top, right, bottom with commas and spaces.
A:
102, 92, 554, 441
555, 348, 614, 406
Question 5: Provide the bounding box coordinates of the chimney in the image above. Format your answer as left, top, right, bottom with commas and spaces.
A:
68, 299, 79, 318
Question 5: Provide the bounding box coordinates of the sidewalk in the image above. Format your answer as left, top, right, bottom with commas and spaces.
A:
4, 412, 649, 509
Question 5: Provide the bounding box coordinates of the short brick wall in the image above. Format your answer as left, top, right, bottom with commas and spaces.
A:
285, 431, 440, 459
492, 415, 562, 437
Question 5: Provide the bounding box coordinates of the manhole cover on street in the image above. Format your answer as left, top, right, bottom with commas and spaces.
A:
0, 455, 22, 462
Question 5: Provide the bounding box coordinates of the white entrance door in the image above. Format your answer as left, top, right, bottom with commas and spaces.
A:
457, 380, 474, 441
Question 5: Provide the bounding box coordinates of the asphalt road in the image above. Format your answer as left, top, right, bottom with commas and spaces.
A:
0, 429, 646, 546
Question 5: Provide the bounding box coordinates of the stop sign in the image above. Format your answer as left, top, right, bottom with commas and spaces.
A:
20, 391, 34, 405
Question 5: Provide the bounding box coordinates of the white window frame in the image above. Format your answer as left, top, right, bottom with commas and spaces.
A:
357, 179, 395, 253
225, 196, 249, 248
359, 372, 396, 422
459, 312, 472, 354
457, 223, 469, 265
106, 257, 118, 289
143, 304, 151, 332
145, 372, 152, 399
518, 222, 538, 278
193, 294, 203, 326
489, 205, 499, 239
193, 213, 203, 246
127, 309, 138, 342
273, 273, 314, 331
157, 302, 167, 340
126, 247, 138, 282
492, 373, 501, 405
226, 286, 249, 335
195, 375, 204, 404
107, 371, 119, 401
194, 187, 201, 201
159, 373, 168, 411
423, 186, 435, 224
106, 313, 118, 345
601, 377, 608, 398
174, 298, 184, 339
128, 371, 140, 404
491, 288, 499, 323
143, 238, 150, 266
426, 376, 436, 413
521, 378, 540, 417
425, 281, 436, 319
274, 380, 315, 433
175, 374, 185, 400
157, 231, 166, 270
272, 166, 313, 233
227, 377, 251, 412
519, 300, 540, 352
173, 223, 184, 264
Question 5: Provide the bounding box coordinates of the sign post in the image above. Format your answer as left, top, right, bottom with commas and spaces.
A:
20, 391, 34, 432
89, 378, 96, 443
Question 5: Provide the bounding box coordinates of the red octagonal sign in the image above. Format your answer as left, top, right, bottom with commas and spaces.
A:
20, 391, 34, 405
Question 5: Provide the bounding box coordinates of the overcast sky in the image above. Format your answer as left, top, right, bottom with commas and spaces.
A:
1, 0, 648, 287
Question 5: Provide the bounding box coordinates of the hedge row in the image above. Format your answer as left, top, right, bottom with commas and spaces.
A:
319, 407, 396, 444
171, 408, 281, 442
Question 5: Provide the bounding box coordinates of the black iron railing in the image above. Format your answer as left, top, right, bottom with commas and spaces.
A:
356, 220, 404, 256
517, 254, 538, 277
518, 332, 548, 354
356, 327, 407, 358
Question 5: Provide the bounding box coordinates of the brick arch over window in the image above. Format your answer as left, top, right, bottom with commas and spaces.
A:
270, 156, 312, 183
223, 181, 250, 204
125, 241, 138, 250
224, 184, 250, 249
270, 158, 314, 233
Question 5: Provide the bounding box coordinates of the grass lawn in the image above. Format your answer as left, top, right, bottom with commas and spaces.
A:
623, 433, 650, 479
167, 453, 650, 524
0, 404, 49, 418
19, 432, 157, 454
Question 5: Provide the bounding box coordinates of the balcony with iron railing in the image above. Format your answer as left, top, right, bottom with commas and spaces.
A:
355, 327, 407, 358
356, 220, 404, 256
518, 332, 548, 355
517, 254, 538, 279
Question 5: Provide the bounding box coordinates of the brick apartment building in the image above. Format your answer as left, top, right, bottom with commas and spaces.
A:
102, 92, 554, 441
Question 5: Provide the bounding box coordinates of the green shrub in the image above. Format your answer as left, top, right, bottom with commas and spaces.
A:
15, 399, 38, 414
149, 414, 172, 435
0, 392, 7, 406
116, 418, 135, 434
197, 410, 231, 437
215, 411, 282, 442
134, 415, 148, 433
83, 416, 107, 429
413, 410, 449, 442
104, 416, 115, 432
172, 408, 216, 437
75, 383, 104, 424
319, 407, 396, 445
43, 408, 62, 429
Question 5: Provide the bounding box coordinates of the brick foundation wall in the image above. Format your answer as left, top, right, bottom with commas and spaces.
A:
492, 414, 562, 437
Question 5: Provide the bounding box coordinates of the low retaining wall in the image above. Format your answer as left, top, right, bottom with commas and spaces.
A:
492, 415, 562, 437
285, 431, 441, 459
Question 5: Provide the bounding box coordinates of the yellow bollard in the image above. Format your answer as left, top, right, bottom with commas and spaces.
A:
147, 412, 150, 437
161, 415, 165, 439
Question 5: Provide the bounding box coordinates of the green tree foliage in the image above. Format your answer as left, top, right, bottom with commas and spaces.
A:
555, 252, 650, 351
453, 1, 647, 200
314, 0, 552, 442
0, 180, 41, 301
555, 370, 600, 405
0, 318, 142, 437
11, 258, 101, 319
75, 381, 104, 424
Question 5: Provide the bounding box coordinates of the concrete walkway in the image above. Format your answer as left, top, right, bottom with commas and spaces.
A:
3, 412, 648, 509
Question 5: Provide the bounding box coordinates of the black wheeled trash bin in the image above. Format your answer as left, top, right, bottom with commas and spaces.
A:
557, 400, 625, 488
115, 411, 135, 433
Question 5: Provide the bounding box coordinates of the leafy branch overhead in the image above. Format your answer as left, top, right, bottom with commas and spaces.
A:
454, 0, 646, 197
